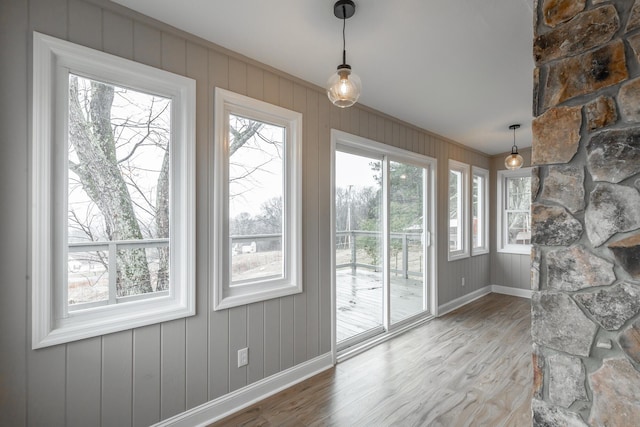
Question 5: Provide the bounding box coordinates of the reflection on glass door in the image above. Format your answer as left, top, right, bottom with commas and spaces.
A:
389, 161, 425, 324
335, 151, 383, 346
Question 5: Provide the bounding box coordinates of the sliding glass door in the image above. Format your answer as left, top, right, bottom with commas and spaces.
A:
333, 133, 434, 352
389, 161, 426, 324
335, 150, 384, 345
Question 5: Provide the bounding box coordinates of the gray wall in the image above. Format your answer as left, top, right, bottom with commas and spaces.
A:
0, 0, 492, 425
490, 147, 532, 291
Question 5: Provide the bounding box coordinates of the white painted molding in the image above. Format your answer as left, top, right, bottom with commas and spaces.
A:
438, 285, 532, 317
437, 286, 492, 316
153, 353, 334, 427
491, 285, 532, 299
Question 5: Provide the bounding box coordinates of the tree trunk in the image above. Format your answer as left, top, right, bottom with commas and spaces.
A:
68, 77, 152, 296
155, 147, 170, 291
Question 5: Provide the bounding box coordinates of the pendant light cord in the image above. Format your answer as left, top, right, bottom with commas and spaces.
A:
342, 5, 347, 65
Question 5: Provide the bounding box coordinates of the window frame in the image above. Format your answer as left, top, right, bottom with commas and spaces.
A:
471, 166, 490, 256
212, 88, 303, 310
448, 160, 470, 261
32, 32, 196, 349
497, 167, 533, 255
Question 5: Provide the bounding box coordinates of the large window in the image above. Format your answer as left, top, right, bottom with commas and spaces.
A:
472, 166, 489, 255
32, 33, 196, 348
448, 160, 469, 260
212, 88, 302, 310
497, 168, 532, 254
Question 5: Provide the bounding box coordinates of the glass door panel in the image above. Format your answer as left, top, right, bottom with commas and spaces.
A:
335, 150, 384, 346
389, 161, 426, 324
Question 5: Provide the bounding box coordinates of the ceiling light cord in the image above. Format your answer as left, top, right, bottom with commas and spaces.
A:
342, 6, 347, 65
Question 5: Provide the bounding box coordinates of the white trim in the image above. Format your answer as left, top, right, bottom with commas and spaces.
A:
152, 353, 334, 427
471, 166, 490, 256
497, 168, 533, 255
448, 159, 470, 261
212, 88, 303, 310
31, 32, 196, 349
491, 284, 532, 299
437, 286, 492, 316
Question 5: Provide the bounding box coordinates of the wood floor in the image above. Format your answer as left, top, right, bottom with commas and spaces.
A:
211, 293, 532, 427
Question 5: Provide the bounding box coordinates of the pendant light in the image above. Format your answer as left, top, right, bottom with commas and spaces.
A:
505, 124, 524, 170
327, 0, 362, 108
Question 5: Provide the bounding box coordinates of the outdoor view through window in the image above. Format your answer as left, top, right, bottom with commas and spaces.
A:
228, 114, 284, 285
505, 175, 531, 245
67, 74, 171, 309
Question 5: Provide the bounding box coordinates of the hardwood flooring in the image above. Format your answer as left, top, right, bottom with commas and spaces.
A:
211, 293, 532, 427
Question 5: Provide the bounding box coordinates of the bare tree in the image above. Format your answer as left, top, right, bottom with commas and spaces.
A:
69, 76, 152, 296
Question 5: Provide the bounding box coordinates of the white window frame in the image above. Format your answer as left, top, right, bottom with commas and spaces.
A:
31, 32, 196, 349
212, 88, 302, 310
497, 167, 532, 255
471, 166, 489, 256
448, 160, 470, 261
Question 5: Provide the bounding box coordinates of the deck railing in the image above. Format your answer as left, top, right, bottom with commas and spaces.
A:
335, 230, 424, 279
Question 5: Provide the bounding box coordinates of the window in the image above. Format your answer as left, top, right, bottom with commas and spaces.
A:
32, 32, 196, 348
497, 168, 532, 254
472, 166, 489, 255
212, 88, 302, 310
448, 160, 469, 260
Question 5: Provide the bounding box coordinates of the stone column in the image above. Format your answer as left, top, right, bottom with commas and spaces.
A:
532, 1, 640, 425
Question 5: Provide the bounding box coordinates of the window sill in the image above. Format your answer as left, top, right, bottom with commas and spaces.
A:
448, 252, 470, 262
497, 246, 532, 255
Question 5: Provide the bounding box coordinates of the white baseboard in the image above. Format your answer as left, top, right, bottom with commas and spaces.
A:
437, 285, 532, 316
491, 284, 532, 299
154, 352, 334, 427
437, 286, 492, 316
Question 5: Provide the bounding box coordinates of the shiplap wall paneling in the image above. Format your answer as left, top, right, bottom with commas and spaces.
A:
264, 299, 281, 377
133, 325, 161, 427
247, 303, 265, 384
185, 39, 210, 410
102, 331, 133, 427
103, 10, 133, 59
27, 347, 66, 426
305, 89, 321, 360
293, 82, 309, 367
0, 0, 28, 425
30, 0, 66, 38
208, 48, 230, 401
68, 0, 101, 50
318, 97, 333, 355
228, 306, 248, 392
161, 320, 187, 419
280, 296, 295, 371
67, 338, 102, 426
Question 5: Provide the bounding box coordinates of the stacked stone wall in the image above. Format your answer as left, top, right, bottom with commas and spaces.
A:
532, 0, 640, 425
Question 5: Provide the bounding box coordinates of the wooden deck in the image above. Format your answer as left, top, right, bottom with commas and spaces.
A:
336, 268, 425, 343
211, 293, 532, 426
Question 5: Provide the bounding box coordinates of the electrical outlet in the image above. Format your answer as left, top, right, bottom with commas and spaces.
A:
237, 347, 249, 367
461, 277, 465, 287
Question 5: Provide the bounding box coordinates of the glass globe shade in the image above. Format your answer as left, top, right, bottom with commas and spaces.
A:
505, 153, 524, 170
327, 66, 361, 108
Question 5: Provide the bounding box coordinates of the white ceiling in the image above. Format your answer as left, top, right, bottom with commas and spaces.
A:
113, 0, 535, 155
